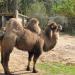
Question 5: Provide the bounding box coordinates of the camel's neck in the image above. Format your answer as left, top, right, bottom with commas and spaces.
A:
43, 31, 59, 52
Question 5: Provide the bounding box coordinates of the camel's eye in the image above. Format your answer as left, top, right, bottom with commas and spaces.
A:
48, 22, 58, 31
50, 25, 57, 30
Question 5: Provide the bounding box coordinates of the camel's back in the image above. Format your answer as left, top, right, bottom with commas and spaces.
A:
27, 24, 41, 34
5, 18, 24, 35
15, 29, 39, 51
24, 29, 39, 43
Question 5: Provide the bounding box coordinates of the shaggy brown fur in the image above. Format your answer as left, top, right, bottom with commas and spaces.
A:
0, 18, 61, 75
40, 22, 61, 51
27, 18, 41, 34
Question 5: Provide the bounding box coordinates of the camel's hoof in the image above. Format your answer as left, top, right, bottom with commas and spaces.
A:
5, 73, 14, 75
26, 67, 31, 71
5, 72, 14, 75
32, 69, 38, 73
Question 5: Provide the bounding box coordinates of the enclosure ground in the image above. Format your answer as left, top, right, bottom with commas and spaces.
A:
0, 33, 75, 75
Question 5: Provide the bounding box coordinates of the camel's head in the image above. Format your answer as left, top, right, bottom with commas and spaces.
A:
44, 21, 62, 52
48, 22, 62, 32
45, 21, 62, 39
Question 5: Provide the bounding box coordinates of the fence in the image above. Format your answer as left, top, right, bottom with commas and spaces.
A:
67, 17, 75, 34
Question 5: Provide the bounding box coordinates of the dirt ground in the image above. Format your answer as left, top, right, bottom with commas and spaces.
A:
40, 33, 75, 64
0, 33, 75, 75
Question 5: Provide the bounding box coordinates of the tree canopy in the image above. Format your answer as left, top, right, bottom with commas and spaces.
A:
19, 0, 75, 17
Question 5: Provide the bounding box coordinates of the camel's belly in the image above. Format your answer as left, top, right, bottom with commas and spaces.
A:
15, 43, 34, 51
15, 37, 35, 51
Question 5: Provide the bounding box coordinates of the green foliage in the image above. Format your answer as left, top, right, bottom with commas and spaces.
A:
38, 0, 52, 16
19, 0, 75, 29
26, 1, 46, 16
20, 0, 35, 14
26, 1, 47, 29
52, 0, 75, 16
19, 0, 75, 17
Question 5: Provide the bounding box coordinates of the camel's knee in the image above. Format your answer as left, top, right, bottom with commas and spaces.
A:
1, 58, 3, 65
1, 54, 9, 64
1, 50, 12, 64
34, 49, 41, 57
28, 52, 34, 61
1, 55, 5, 67
1, 52, 4, 65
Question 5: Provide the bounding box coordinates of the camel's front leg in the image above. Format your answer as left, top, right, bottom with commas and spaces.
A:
32, 49, 41, 73
26, 51, 34, 71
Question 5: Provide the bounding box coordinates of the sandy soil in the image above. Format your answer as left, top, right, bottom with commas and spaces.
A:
0, 33, 75, 75
40, 33, 75, 65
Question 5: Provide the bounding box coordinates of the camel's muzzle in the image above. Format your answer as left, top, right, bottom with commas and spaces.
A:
58, 25, 62, 31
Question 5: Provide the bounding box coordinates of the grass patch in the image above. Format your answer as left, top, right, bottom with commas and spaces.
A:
37, 62, 75, 75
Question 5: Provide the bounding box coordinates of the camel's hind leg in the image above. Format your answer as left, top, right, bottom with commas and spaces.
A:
1, 33, 16, 75
1, 49, 13, 75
